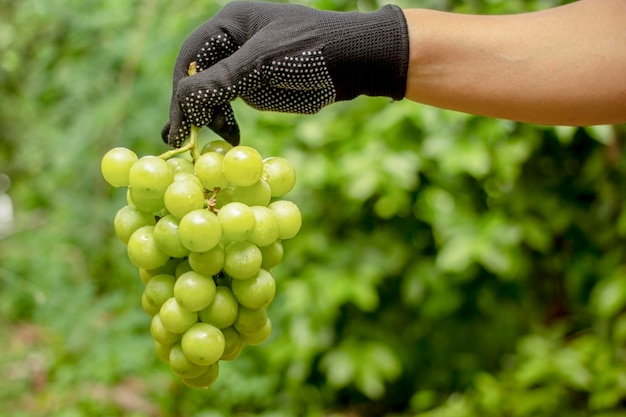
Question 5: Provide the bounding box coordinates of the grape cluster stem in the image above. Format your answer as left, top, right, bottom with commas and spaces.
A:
159, 125, 201, 162
206, 187, 220, 213
159, 61, 201, 162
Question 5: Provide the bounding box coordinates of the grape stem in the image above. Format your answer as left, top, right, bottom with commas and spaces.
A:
158, 62, 201, 162
206, 187, 220, 213
158, 125, 200, 161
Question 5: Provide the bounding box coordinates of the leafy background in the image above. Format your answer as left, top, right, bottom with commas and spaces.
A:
1, 0, 626, 416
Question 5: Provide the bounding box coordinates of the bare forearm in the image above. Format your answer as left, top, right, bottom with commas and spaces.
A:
403, 0, 626, 126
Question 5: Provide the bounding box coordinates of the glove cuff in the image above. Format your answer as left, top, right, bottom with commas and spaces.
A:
325, 4, 409, 102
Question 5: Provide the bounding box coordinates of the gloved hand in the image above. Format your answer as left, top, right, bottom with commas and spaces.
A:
162, 1, 409, 147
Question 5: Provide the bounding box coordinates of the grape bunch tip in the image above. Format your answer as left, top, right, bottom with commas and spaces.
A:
100, 137, 301, 389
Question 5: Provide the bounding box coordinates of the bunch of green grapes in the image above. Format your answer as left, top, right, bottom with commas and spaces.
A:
100, 139, 301, 388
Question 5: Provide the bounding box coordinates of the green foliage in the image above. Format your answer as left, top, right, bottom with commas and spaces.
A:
1, 0, 625, 416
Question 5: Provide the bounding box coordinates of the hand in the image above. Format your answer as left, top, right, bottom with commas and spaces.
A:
162, 1, 409, 147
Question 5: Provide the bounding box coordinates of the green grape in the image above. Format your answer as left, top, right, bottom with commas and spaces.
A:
214, 187, 234, 209
139, 269, 153, 285
164, 179, 205, 219
248, 206, 280, 248
173, 172, 204, 189
181, 362, 220, 388
128, 185, 166, 213
239, 317, 272, 345
142, 292, 160, 316
113, 205, 156, 244
217, 202, 255, 242
220, 326, 243, 361
223, 241, 262, 280
175, 259, 193, 277
101, 147, 138, 187
188, 244, 224, 277
140, 258, 181, 285
220, 235, 232, 251
198, 286, 239, 329
222, 146, 263, 187
181, 322, 225, 366
231, 269, 276, 310
232, 180, 271, 207
150, 313, 182, 346
167, 157, 194, 174
260, 240, 283, 270
159, 297, 198, 334
154, 340, 173, 362
195, 152, 230, 190
201, 139, 233, 156
179, 209, 222, 252
127, 225, 170, 270
174, 271, 217, 312
144, 273, 176, 309
268, 200, 302, 240
169, 343, 210, 378
233, 306, 268, 335
128, 155, 174, 197
153, 215, 189, 258
262, 157, 296, 197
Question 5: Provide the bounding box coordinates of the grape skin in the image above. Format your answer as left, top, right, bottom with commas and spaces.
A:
220, 326, 243, 360
129, 156, 174, 196
232, 180, 271, 207
114, 205, 156, 244
101, 147, 138, 187
127, 226, 170, 270
239, 318, 272, 346
179, 209, 222, 252
217, 202, 256, 242
201, 139, 232, 156
159, 297, 198, 334
182, 362, 220, 388
195, 152, 230, 190
181, 322, 225, 366
163, 179, 205, 219
153, 215, 189, 258
174, 271, 217, 312
223, 241, 263, 280
231, 269, 276, 310
233, 306, 269, 336
269, 200, 302, 240
188, 244, 224, 277
222, 146, 263, 187
263, 157, 296, 197
198, 286, 239, 329
248, 206, 280, 248
170, 343, 210, 378
150, 313, 181, 346
144, 273, 175, 309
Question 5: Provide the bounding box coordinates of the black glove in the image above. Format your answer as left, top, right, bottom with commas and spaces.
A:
162, 1, 409, 147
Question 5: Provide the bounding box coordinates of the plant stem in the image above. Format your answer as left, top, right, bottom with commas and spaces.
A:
159, 61, 201, 161
158, 125, 199, 161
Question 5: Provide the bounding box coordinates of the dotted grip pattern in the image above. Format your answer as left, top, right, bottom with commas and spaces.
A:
163, 1, 409, 147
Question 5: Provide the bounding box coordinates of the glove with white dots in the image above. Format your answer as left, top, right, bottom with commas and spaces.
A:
162, 1, 409, 147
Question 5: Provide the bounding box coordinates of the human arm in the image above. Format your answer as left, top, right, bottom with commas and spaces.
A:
403, 0, 626, 126
162, 0, 626, 148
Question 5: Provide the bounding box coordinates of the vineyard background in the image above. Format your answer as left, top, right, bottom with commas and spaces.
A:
1, 0, 626, 416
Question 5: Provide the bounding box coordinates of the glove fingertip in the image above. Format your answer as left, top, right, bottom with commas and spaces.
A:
161, 122, 171, 144
221, 123, 241, 146
208, 105, 241, 146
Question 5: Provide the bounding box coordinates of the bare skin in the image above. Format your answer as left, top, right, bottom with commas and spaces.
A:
403, 0, 626, 126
